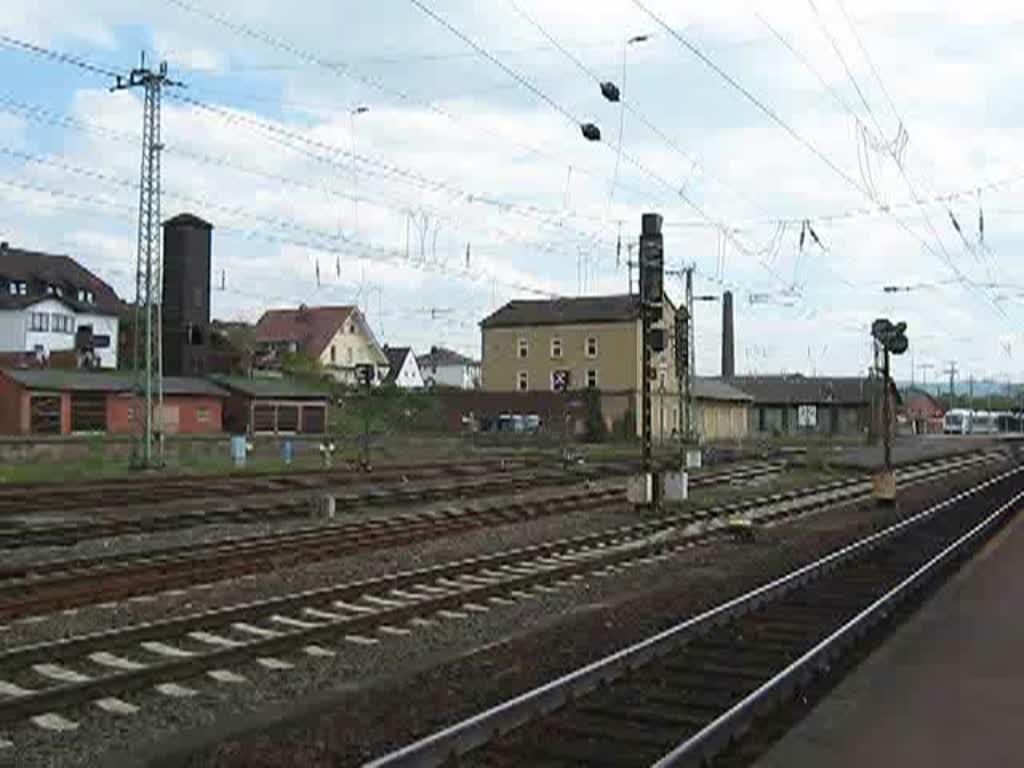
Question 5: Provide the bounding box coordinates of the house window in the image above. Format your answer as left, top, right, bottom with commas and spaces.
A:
348, 324, 355, 334
16, 282, 26, 296
346, 347, 353, 364
196, 407, 210, 424
51, 314, 74, 334
330, 345, 337, 364
517, 371, 528, 391
29, 312, 49, 332
587, 369, 598, 389
7, 283, 14, 295
586, 337, 598, 358
550, 337, 562, 358
518, 338, 528, 358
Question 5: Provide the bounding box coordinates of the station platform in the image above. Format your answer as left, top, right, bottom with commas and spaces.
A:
756, 505, 1024, 768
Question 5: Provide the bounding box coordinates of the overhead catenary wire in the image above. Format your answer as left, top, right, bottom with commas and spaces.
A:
822, 3, 1008, 317
0, 168, 560, 300
637, 1, 1003, 318
502, 0, 766, 217
0, 34, 123, 79
161, 0, 663, 217
407, 0, 794, 291
0, 37, 625, 253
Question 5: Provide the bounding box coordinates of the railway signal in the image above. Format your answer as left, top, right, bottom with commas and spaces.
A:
871, 317, 909, 500
635, 212, 665, 508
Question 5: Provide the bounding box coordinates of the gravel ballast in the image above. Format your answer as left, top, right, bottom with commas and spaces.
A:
9, 462, 1001, 768
0, 482, 630, 649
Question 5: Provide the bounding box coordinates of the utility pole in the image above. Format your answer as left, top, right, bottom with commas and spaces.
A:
944, 361, 958, 408
918, 362, 934, 394
625, 243, 637, 296
112, 54, 181, 469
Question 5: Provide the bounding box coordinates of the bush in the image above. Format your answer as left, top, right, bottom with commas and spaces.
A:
583, 388, 607, 443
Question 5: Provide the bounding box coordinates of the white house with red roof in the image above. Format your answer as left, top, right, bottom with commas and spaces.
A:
253, 304, 388, 385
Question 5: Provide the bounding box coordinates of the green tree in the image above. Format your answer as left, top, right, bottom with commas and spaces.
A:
583, 388, 607, 443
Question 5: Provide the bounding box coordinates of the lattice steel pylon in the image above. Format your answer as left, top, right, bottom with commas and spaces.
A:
112, 55, 181, 468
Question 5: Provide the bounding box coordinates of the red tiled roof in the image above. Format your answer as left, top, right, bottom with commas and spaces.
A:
254, 305, 354, 358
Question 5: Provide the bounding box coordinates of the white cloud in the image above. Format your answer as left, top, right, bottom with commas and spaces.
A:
1, 0, 1023, 372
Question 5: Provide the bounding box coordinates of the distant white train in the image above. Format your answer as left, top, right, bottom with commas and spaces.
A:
943, 409, 1002, 435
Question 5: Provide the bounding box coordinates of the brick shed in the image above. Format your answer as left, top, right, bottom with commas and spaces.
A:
208, 374, 330, 435
0, 369, 226, 435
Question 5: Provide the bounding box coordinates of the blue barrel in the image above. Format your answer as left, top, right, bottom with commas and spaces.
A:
230, 435, 247, 467
282, 439, 294, 465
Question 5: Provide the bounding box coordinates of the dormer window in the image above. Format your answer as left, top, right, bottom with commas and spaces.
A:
9, 281, 26, 296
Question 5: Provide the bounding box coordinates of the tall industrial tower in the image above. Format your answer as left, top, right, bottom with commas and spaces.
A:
112, 54, 181, 468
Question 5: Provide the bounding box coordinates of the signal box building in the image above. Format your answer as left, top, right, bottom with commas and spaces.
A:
0, 369, 226, 435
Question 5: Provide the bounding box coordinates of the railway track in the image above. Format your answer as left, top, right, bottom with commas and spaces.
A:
0, 455, 974, 619
0, 460, 785, 550
361, 465, 1024, 768
0, 460, 786, 618
0, 452, 1002, 737
0, 456, 545, 518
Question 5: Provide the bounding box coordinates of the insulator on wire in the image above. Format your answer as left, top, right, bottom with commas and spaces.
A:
600, 82, 621, 102
315, 260, 321, 287
798, 221, 806, 251
948, 209, 963, 235
336, 256, 341, 278
580, 123, 601, 142
808, 224, 824, 249
465, 243, 471, 268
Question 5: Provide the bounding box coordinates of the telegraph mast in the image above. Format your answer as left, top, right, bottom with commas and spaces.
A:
111, 54, 181, 468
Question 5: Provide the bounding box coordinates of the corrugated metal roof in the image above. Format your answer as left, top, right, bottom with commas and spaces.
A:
728, 375, 873, 405
481, 295, 642, 328
208, 374, 329, 399
1, 368, 227, 396
694, 377, 753, 402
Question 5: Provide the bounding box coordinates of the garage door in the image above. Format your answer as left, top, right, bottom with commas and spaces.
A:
70, 392, 106, 433
30, 395, 61, 434
301, 405, 326, 434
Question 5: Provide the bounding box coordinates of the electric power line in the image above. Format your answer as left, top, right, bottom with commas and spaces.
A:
639, 1, 1005, 319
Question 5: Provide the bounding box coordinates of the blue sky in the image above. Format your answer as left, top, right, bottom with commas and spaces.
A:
1, 0, 1022, 388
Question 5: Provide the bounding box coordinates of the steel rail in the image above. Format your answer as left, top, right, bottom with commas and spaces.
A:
360, 463, 1024, 768
0, 453, 996, 620
652, 485, 1024, 766
0, 457, 963, 718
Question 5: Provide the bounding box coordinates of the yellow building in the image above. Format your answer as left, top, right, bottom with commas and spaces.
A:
480, 294, 750, 442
